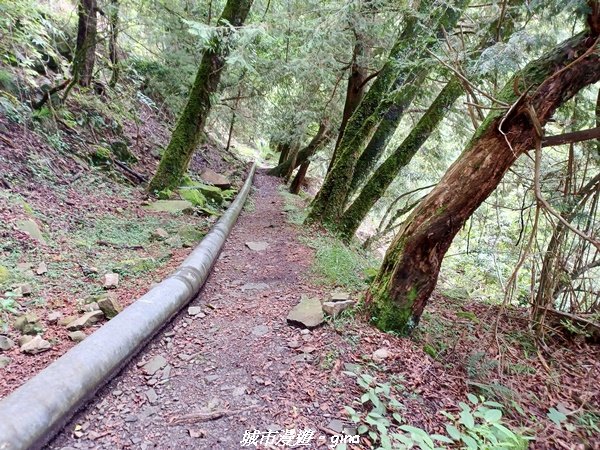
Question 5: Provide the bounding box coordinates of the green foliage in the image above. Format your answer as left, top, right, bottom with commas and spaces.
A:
343, 372, 532, 450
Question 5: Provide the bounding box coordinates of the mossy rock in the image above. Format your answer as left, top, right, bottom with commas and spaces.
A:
157, 189, 173, 200
92, 146, 112, 165
181, 184, 223, 205
180, 189, 207, 207
111, 141, 138, 163
178, 225, 205, 245
143, 200, 194, 214
0, 265, 10, 284
0, 69, 19, 95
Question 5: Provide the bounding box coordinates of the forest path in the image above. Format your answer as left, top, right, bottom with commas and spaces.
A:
48, 172, 349, 450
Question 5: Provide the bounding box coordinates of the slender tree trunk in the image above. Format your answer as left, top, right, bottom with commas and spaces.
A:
268, 120, 331, 177
73, 0, 98, 87
306, 0, 470, 226
339, 77, 463, 240
148, 0, 254, 192
108, 0, 120, 88
327, 37, 369, 173
290, 161, 310, 194
367, 28, 600, 335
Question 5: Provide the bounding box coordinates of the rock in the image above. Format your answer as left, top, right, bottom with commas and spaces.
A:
189, 429, 205, 438
327, 419, 345, 433
68, 331, 86, 342
187, 306, 202, 316
36, 262, 48, 275
180, 189, 207, 207
81, 302, 100, 313
18, 335, 32, 346
150, 228, 169, 241
20, 335, 52, 354
46, 311, 63, 324
301, 346, 316, 353
58, 315, 78, 327
16, 219, 46, 245
287, 339, 301, 349
372, 348, 390, 362
142, 355, 167, 376
103, 273, 119, 289
123, 415, 138, 423
143, 200, 194, 214
14, 283, 32, 297
98, 295, 122, 319
111, 141, 137, 163
245, 241, 269, 251
240, 282, 269, 291
145, 388, 158, 404
331, 292, 351, 302
287, 296, 324, 328
14, 314, 40, 335
205, 374, 219, 383
251, 325, 269, 337
322, 300, 354, 318
0, 355, 11, 368
0, 336, 15, 351
199, 168, 232, 189
66, 310, 104, 331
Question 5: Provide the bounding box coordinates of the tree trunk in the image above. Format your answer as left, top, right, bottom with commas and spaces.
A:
339, 77, 463, 240
290, 161, 310, 195
108, 0, 120, 88
327, 37, 369, 173
306, 0, 469, 226
148, 0, 254, 192
73, 0, 98, 87
367, 28, 600, 335
268, 120, 331, 177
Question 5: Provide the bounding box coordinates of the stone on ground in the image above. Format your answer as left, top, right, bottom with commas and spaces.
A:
14, 313, 40, 335
200, 168, 232, 189
330, 292, 351, 302
16, 219, 47, 245
13, 283, 32, 297
251, 325, 269, 337
0, 335, 15, 351
150, 228, 169, 241
143, 200, 194, 214
20, 335, 52, 354
46, 311, 63, 324
240, 282, 269, 291
36, 261, 48, 275
66, 310, 104, 331
245, 241, 269, 251
103, 272, 119, 289
187, 306, 202, 316
142, 355, 167, 376
287, 295, 324, 328
0, 355, 10, 368
322, 300, 354, 318
372, 348, 390, 362
68, 331, 87, 342
98, 295, 122, 319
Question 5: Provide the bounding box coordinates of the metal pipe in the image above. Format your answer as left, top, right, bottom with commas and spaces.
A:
0, 163, 257, 450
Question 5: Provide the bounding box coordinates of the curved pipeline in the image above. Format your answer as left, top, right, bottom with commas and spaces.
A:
0, 163, 257, 450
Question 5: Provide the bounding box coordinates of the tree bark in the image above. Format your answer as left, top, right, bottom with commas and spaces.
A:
367, 28, 600, 335
268, 120, 331, 177
73, 0, 98, 87
339, 77, 463, 240
148, 0, 254, 192
108, 0, 120, 88
290, 161, 310, 195
306, 0, 470, 227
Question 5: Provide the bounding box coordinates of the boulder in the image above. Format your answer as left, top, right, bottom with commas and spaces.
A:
14, 314, 40, 335
98, 295, 122, 319
200, 168, 232, 189
20, 335, 52, 354
68, 331, 87, 342
287, 296, 324, 329
0, 336, 15, 351
66, 310, 104, 331
322, 300, 354, 318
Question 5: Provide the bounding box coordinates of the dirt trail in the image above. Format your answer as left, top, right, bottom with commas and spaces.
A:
48, 173, 347, 449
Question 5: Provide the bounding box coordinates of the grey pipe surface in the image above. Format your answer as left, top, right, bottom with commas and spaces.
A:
0, 163, 257, 450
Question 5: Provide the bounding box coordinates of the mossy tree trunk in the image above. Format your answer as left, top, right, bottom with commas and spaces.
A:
148, 0, 254, 193
367, 28, 600, 335
338, 77, 464, 240
268, 120, 331, 177
306, 0, 470, 227
108, 0, 119, 88
73, 0, 98, 87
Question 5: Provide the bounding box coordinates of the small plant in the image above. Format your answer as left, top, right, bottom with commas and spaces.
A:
343, 371, 532, 449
